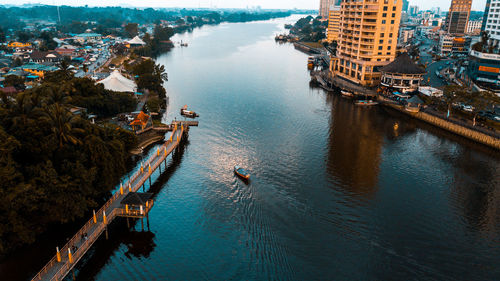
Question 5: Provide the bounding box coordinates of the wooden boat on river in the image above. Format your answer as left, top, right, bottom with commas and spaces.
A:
234, 165, 250, 180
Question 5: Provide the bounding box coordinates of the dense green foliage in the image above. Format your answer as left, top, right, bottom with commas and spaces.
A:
133, 25, 175, 57
43, 70, 137, 117
290, 16, 327, 42
131, 59, 168, 107
0, 73, 137, 256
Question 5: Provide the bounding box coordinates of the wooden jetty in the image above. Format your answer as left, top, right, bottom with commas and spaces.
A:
31, 121, 194, 281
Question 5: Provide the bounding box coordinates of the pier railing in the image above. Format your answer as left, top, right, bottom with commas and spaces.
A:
32, 123, 189, 281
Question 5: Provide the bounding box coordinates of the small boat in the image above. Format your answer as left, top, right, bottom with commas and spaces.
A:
180, 105, 199, 118
340, 90, 354, 97
355, 100, 379, 106
234, 165, 250, 180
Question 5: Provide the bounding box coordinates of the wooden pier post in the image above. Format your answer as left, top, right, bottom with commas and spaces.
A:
146, 214, 150, 231
126, 217, 130, 228
141, 218, 144, 232
103, 211, 108, 240
56, 247, 61, 262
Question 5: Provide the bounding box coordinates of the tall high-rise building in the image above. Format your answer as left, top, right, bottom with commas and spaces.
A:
330, 0, 403, 86
320, 0, 342, 20
444, 0, 472, 35
327, 5, 342, 42
409, 5, 419, 16
481, 0, 492, 31
483, 0, 500, 43
402, 0, 409, 13
319, 0, 331, 19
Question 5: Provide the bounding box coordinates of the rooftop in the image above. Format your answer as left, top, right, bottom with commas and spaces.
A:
380, 52, 426, 75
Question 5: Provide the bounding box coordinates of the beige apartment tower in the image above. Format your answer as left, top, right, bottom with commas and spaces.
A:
330, 0, 403, 86
327, 6, 342, 42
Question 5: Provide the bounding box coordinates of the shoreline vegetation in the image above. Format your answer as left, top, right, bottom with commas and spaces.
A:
0, 6, 296, 260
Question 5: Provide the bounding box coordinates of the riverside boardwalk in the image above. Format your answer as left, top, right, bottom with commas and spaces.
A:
31, 121, 195, 281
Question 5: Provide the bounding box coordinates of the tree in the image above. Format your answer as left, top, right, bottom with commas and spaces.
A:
464, 91, 500, 126
41, 103, 85, 149
16, 31, 32, 43
3, 75, 25, 89
442, 85, 465, 119
0, 26, 5, 43
124, 23, 139, 38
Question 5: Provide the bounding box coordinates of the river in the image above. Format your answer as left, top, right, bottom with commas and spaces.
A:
4, 15, 500, 281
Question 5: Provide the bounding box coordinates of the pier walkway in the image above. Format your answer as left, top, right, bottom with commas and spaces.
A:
31, 122, 191, 281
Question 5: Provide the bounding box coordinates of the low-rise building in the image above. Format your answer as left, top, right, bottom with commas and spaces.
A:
466, 50, 500, 93
55, 45, 78, 57
73, 33, 102, 44
398, 28, 415, 45
439, 35, 454, 54
380, 52, 426, 93
29, 51, 62, 63
20, 62, 59, 78
466, 19, 482, 35
7, 42, 32, 48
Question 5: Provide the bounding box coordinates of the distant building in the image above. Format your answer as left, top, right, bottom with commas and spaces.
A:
467, 19, 482, 35
20, 62, 59, 78
29, 51, 62, 63
73, 33, 102, 44
327, 5, 341, 42
319, 0, 332, 19
331, 0, 403, 86
402, 0, 409, 13
398, 28, 415, 45
467, 50, 500, 92
380, 52, 426, 93
439, 35, 454, 54
409, 6, 419, 16
54, 45, 78, 57
7, 42, 32, 48
444, 0, 472, 35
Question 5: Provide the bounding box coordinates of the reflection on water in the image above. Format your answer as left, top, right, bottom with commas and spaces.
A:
326, 93, 384, 198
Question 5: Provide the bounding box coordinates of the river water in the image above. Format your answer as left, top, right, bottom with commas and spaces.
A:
4, 15, 500, 281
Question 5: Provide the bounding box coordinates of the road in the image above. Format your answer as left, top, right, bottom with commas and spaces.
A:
417, 35, 454, 88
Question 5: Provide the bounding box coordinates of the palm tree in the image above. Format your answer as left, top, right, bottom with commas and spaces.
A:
41, 103, 85, 149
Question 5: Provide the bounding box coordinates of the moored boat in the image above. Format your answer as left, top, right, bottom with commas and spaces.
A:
355, 100, 379, 106
180, 105, 199, 118
234, 165, 250, 180
340, 90, 354, 97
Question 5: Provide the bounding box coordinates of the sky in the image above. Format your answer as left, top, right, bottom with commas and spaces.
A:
0, 0, 487, 13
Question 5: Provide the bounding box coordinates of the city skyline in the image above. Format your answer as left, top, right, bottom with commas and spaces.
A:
0, 0, 488, 12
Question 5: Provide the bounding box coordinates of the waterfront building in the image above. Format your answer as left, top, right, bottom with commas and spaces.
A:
7, 42, 32, 48
467, 19, 483, 34
444, 0, 472, 35
330, 0, 403, 86
327, 5, 342, 42
466, 50, 500, 92
380, 52, 426, 93
483, 0, 500, 44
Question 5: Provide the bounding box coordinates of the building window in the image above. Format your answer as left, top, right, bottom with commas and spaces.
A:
389, 33, 393, 37
383, 13, 387, 17
391, 20, 395, 24
379, 39, 384, 43
392, 13, 395, 17
378, 46, 383, 50
381, 33, 385, 37
382, 20, 386, 24
378, 52, 382, 55
383, 6, 388, 11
